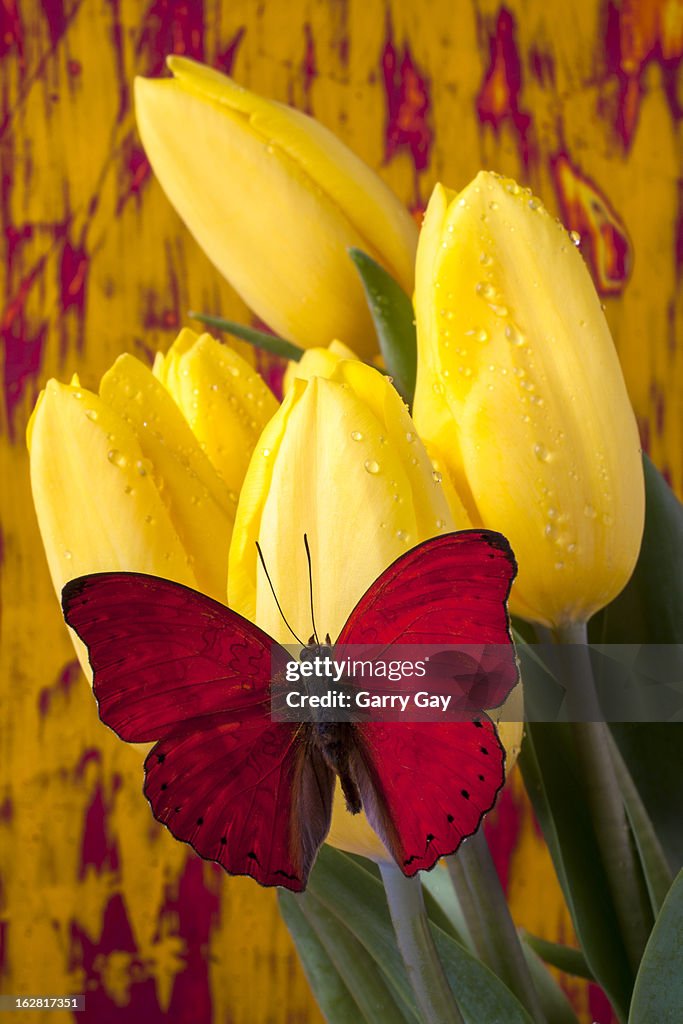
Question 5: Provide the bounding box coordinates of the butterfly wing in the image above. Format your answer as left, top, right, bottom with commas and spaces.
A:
62, 573, 334, 890
336, 530, 517, 872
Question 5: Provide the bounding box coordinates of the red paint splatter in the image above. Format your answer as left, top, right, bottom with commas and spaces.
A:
116, 131, 152, 216
0, 795, 12, 822
551, 151, 631, 295
79, 776, 121, 879
0, 0, 23, 63
1, 258, 49, 439
136, 0, 205, 78
589, 981, 619, 1024
59, 233, 89, 354
75, 748, 102, 780
484, 778, 523, 893
602, 0, 683, 149
69, 894, 167, 1024
651, 380, 666, 437
476, 8, 534, 167
141, 242, 181, 332
381, 15, 433, 189
301, 22, 317, 114
38, 658, 80, 717
40, 0, 67, 49
213, 25, 245, 75
159, 858, 219, 1023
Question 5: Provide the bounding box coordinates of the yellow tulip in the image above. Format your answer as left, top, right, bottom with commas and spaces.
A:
153, 327, 278, 501
413, 172, 645, 628
228, 357, 519, 858
135, 57, 418, 358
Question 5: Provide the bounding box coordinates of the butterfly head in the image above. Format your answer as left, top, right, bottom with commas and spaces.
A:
300, 636, 333, 664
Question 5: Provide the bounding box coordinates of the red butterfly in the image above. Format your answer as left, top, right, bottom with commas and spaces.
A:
62, 529, 518, 892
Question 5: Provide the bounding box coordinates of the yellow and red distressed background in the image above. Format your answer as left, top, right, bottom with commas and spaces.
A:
1, 1, 682, 1021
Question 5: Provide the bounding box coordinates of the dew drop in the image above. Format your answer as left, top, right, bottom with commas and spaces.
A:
124, 485, 133, 495
506, 182, 520, 195
479, 252, 491, 265
432, 470, 443, 483
528, 196, 541, 210
136, 459, 150, 477
584, 504, 597, 519
489, 200, 499, 210
71, 390, 83, 400
64, 550, 72, 560
477, 329, 489, 344
405, 431, 416, 443
488, 302, 509, 317
544, 524, 556, 539
228, 490, 238, 504
107, 449, 126, 468
432, 381, 444, 395
476, 282, 495, 299
364, 459, 380, 475
84, 409, 98, 421
534, 443, 550, 462
210, 383, 219, 392
505, 323, 525, 346
396, 530, 409, 542
567, 543, 577, 553
436, 519, 446, 529
262, 447, 271, 457
554, 561, 565, 570
569, 230, 581, 246
228, 365, 240, 377
145, 514, 154, 525
351, 430, 364, 442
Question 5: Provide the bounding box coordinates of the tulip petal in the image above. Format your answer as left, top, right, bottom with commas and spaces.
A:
100, 353, 233, 603
153, 328, 278, 500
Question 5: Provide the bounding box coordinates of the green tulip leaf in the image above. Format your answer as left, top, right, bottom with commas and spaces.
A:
591, 455, 683, 645
520, 943, 582, 1024
520, 931, 594, 981
348, 248, 417, 405
281, 889, 416, 1024
279, 892, 369, 1023
628, 869, 683, 1023
519, 724, 633, 1021
307, 845, 535, 1024
188, 311, 305, 362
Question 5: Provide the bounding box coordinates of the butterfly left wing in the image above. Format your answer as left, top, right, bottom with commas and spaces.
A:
336, 531, 517, 873
63, 572, 335, 890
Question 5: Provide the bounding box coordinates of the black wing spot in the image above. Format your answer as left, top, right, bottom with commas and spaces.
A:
426, 833, 434, 843
157, 753, 166, 763
480, 746, 489, 755
220, 837, 227, 846
487, 553, 496, 559
404, 855, 418, 866
473, 719, 483, 729
447, 814, 454, 823
174, 806, 181, 813
247, 851, 259, 862
274, 868, 298, 880
160, 783, 168, 791
461, 789, 470, 800
196, 817, 204, 826
478, 774, 485, 781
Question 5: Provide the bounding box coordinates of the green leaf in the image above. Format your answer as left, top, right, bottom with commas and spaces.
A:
629, 869, 683, 1023
591, 454, 683, 644
610, 725, 683, 876
519, 725, 634, 1021
291, 890, 416, 1023
348, 249, 417, 405
608, 732, 673, 914
188, 311, 304, 362
279, 891, 367, 1023
520, 931, 594, 981
308, 846, 535, 1024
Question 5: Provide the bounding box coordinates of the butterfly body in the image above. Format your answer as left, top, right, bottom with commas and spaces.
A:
62, 530, 518, 891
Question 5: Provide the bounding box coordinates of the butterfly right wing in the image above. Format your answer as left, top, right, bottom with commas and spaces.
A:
62, 572, 334, 890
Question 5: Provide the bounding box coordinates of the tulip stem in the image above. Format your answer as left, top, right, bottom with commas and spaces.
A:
379, 863, 465, 1023
553, 621, 653, 972
448, 832, 546, 1023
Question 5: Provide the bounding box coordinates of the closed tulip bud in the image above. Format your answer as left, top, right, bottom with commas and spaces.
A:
228, 358, 519, 857
135, 57, 418, 358
413, 173, 645, 627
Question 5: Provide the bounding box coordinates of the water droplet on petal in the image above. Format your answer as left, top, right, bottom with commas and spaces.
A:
436, 519, 446, 529
84, 409, 98, 421
364, 459, 380, 475
528, 197, 541, 210
432, 470, 443, 483
584, 504, 597, 519
488, 303, 508, 317
124, 485, 133, 495
262, 447, 271, 457
554, 561, 565, 570
107, 449, 126, 468
228, 365, 240, 377
569, 230, 581, 246
476, 282, 495, 299
405, 431, 415, 443
505, 324, 525, 346
534, 444, 550, 462
350, 430, 363, 442
432, 381, 444, 395
64, 550, 72, 560
396, 530, 409, 543
145, 515, 154, 525
71, 391, 83, 400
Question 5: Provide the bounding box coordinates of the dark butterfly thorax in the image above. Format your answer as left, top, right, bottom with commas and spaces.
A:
299, 640, 362, 815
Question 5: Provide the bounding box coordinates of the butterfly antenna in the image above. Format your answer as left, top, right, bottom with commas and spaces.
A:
255, 541, 305, 645
303, 534, 320, 644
